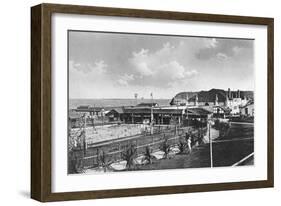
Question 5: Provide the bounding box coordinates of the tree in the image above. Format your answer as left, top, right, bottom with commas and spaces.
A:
97, 150, 113, 172
121, 144, 138, 170
177, 141, 187, 154
159, 137, 171, 159
142, 146, 156, 164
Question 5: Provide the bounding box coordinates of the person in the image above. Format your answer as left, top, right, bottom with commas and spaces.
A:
191, 134, 195, 147
187, 136, 192, 154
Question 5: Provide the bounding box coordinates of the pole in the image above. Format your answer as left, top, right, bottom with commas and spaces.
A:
151, 92, 154, 135
83, 113, 87, 156
209, 121, 213, 167
102, 109, 104, 126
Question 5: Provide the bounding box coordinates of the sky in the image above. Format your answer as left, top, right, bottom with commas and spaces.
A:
68, 31, 254, 100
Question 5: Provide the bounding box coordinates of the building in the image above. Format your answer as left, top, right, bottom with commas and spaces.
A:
212, 105, 231, 118
122, 105, 211, 126
171, 88, 252, 116
135, 102, 159, 107
240, 100, 254, 117
122, 105, 186, 125
106, 108, 124, 122
184, 107, 212, 127
75, 105, 105, 117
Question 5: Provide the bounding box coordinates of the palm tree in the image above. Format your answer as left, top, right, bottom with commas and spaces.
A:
142, 146, 156, 164
177, 141, 187, 154
159, 138, 171, 159
121, 144, 137, 170
97, 150, 112, 172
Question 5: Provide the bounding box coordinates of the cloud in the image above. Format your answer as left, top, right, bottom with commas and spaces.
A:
216, 53, 229, 61
71, 60, 107, 74
204, 38, 218, 48
117, 74, 135, 87
232, 46, 242, 54
127, 42, 198, 88
159, 61, 197, 80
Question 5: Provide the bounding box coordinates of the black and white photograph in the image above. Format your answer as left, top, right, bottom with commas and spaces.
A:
67, 30, 255, 174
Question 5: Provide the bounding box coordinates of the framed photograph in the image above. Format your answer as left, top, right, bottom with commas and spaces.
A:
31, 3, 274, 202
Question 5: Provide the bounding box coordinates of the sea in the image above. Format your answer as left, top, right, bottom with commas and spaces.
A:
69, 98, 171, 109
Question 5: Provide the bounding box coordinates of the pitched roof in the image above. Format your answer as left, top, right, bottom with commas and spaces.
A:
136, 102, 158, 107
107, 107, 124, 114
187, 107, 212, 116
75, 106, 103, 112
124, 107, 184, 115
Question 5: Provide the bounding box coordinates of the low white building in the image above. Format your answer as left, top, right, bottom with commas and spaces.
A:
240, 100, 254, 117
227, 97, 248, 114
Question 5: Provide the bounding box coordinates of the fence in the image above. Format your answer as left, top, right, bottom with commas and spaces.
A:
69, 126, 207, 171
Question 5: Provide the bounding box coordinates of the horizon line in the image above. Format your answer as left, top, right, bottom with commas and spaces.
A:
69, 88, 254, 100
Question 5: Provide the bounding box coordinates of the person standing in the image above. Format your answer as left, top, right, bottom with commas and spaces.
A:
187, 136, 192, 154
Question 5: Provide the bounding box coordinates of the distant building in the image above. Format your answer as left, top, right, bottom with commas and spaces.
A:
75, 105, 105, 117
171, 88, 252, 116
106, 108, 124, 122
212, 105, 231, 118
240, 100, 254, 117
122, 105, 211, 125
135, 102, 159, 107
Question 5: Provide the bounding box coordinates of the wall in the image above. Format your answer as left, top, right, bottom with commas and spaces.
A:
0, 0, 280, 205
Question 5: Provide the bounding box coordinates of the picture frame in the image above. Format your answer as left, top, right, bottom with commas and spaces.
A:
31, 3, 274, 202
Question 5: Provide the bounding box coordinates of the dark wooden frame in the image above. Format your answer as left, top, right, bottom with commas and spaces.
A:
31, 3, 274, 202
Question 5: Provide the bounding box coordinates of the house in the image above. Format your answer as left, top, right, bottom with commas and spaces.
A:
75, 105, 105, 117
212, 105, 231, 118
122, 106, 186, 125
135, 102, 159, 107
122, 105, 212, 126
106, 108, 124, 122
184, 107, 212, 127
171, 88, 253, 116
240, 100, 254, 117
